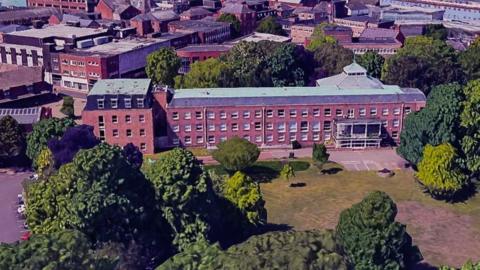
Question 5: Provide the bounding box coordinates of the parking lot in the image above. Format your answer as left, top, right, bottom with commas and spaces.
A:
330, 150, 407, 171
0, 172, 29, 243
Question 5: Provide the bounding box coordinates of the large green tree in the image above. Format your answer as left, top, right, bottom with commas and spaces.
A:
357, 51, 385, 78
146, 47, 181, 86
60, 96, 75, 118
256, 16, 286, 36
312, 42, 353, 76
306, 23, 337, 51
0, 116, 25, 166
382, 36, 464, 95
26, 117, 75, 163
336, 191, 422, 269
397, 83, 465, 166
142, 148, 220, 251
26, 144, 169, 259
174, 58, 227, 88
416, 143, 469, 200
224, 171, 266, 227
460, 80, 480, 175
217, 13, 241, 37
269, 43, 308, 87
0, 230, 116, 270
157, 230, 347, 270
212, 136, 260, 172
459, 38, 480, 81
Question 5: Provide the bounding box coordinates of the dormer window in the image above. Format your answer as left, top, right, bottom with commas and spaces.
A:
111, 98, 118, 109
137, 98, 144, 108
97, 99, 104, 109
125, 98, 132, 109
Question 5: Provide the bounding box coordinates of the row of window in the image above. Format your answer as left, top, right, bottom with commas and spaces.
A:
97, 98, 145, 109
98, 114, 146, 125
172, 119, 401, 133
171, 107, 411, 120
174, 132, 327, 145
111, 129, 146, 137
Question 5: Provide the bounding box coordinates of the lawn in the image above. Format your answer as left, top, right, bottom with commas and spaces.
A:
260, 162, 480, 268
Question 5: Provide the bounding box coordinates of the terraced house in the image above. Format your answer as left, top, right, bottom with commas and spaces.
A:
82, 62, 426, 153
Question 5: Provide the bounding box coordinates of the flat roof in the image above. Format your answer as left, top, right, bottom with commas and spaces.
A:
176, 44, 232, 53
77, 37, 170, 55
230, 32, 292, 43
89, 79, 151, 95
10, 25, 108, 39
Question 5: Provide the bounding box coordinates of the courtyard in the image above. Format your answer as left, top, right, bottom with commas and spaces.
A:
260, 162, 480, 268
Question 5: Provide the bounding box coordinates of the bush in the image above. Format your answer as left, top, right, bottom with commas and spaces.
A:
280, 164, 295, 181
212, 137, 260, 172
313, 143, 329, 164
60, 96, 75, 118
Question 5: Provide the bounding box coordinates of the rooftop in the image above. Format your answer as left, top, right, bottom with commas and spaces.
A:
176, 44, 232, 53
220, 2, 254, 14
180, 6, 213, 17
10, 25, 108, 39
0, 7, 60, 23
168, 19, 229, 32
0, 63, 43, 90
359, 28, 400, 39
0, 107, 42, 125
74, 36, 172, 55
88, 79, 152, 95
230, 32, 292, 43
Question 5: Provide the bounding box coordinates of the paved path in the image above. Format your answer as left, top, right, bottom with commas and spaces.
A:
200, 148, 407, 171
0, 172, 29, 243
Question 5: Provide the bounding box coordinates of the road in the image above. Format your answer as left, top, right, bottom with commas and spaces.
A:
0, 172, 29, 243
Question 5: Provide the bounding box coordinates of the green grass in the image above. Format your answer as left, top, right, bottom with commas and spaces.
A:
260, 163, 480, 267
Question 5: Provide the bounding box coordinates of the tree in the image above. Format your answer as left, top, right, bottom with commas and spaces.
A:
382, 36, 464, 95
439, 260, 480, 270
60, 96, 75, 118
26, 117, 75, 163
357, 51, 385, 78
26, 144, 169, 260
336, 191, 422, 269
157, 230, 347, 270
212, 136, 260, 172
217, 13, 241, 37
417, 143, 469, 200
146, 47, 181, 86
224, 171, 267, 227
0, 230, 117, 270
397, 83, 465, 166
0, 115, 25, 166
460, 80, 480, 175
424, 24, 448, 40
34, 147, 54, 177
141, 148, 219, 251
47, 125, 100, 168
269, 43, 308, 87
312, 42, 353, 76
256, 16, 286, 36
459, 39, 480, 81
174, 58, 227, 88
306, 23, 337, 51
312, 143, 329, 165
122, 143, 143, 169
280, 163, 295, 181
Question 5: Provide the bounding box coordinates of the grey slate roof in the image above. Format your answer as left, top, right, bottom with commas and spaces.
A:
88, 79, 151, 95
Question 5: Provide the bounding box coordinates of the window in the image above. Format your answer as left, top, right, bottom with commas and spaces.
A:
195, 111, 202, 119
196, 136, 203, 143
255, 135, 262, 142
97, 99, 104, 109
185, 125, 192, 132
301, 109, 308, 117
172, 112, 179, 120
231, 112, 239, 119
173, 125, 180, 132
208, 124, 215, 131
255, 110, 262, 118
393, 119, 400, 127
139, 115, 145, 123
382, 120, 388, 127
195, 124, 203, 131
140, 129, 145, 136
140, 143, 146, 151
255, 122, 261, 130
392, 131, 399, 138
347, 109, 354, 118
243, 135, 250, 141
313, 133, 320, 141
324, 121, 331, 131
220, 111, 227, 119
207, 111, 215, 119
113, 129, 119, 137
312, 121, 320, 131
124, 98, 131, 108
125, 115, 131, 123
324, 108, 331, 116
243, 111, 250, 118
220, 136, 227, 142
300, 121, 308, 132
232, 123, 238, 131
185, 136, 192, 144
111, 98, 118, 108
278, 109, 285, 117
313, 109, 320, 116
243, 123, 250, 130
393, 108, 401, 115
289, 122, 297, 132
324, 133, 331, 140
173, 138, 180, 145
267, 134, 273, 142
184, 112, 191, 120
404, 107, 411, 114
278, 122, 286, 132
301, 133, 308, 141
382, 108, 389, 116
336, 109, 343, 117
266, 122, 273, 130
359, 108, 366, 116
126, 129, 132, 137
208, 135, 215, 144
137, 98, 144, 108
289, 134, 296, 141
278, 134, 285, 142
220, 123, 227, 131
266, 110, 273, 118
289, 109, 297, 117
370, 108, 377, 116
112, 115, 118, 123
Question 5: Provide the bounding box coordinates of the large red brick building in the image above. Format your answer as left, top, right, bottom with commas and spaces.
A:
82, 62, 426, 153
27, 0, 98, 13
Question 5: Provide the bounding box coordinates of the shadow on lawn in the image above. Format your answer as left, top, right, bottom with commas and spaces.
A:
320, 167, 343, 175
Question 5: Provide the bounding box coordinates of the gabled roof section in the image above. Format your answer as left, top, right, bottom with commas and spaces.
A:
220, 3, 254, 14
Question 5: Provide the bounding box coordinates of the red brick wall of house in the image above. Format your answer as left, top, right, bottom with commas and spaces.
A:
28, 0, 88, 13
95, 0, 114, 20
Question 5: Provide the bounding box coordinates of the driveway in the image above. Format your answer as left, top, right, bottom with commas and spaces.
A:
0, 172, 29, 243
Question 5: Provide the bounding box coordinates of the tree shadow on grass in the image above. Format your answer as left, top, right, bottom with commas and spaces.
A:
244, 165, 280, 183
255, 223, 293, 235
320, 167, 343, 175
411, 262, 437, 270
